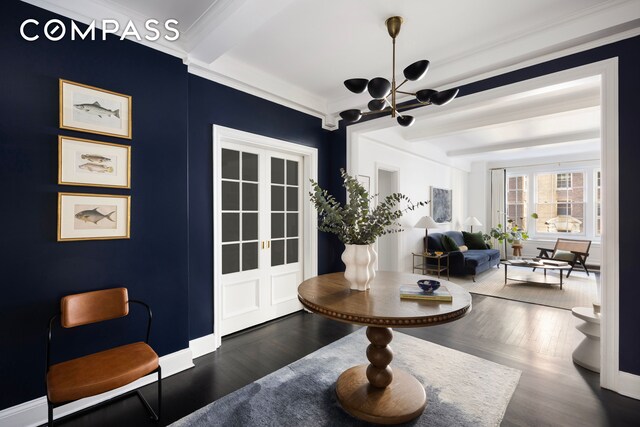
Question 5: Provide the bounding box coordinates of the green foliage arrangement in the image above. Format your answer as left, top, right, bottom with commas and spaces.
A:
309, 169, 427, 245
483, 213, 539, 244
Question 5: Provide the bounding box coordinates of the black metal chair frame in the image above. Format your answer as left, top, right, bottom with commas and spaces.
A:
535, 241, 591, 278
46, 300, 161, 426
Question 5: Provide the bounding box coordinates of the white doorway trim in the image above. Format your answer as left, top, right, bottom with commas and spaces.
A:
212, 125, 318, 349
346, 58, 629, 396
374, 162, 402, 272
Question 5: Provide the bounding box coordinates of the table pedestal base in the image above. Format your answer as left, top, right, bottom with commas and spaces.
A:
571, 307, 600, 373
335, 327, 426, 424
336, 365, 427, 425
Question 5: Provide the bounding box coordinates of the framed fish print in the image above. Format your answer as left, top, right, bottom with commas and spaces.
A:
58, 193, 130, 241
59, 79, 132, 139
59, 136, 131, 188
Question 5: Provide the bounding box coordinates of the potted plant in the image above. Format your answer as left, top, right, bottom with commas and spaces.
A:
309, 169, 426, 291
488, 222, 529, 244
484, 213, 538, 246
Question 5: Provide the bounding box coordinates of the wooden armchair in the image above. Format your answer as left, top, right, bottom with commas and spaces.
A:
536, 238, 591, 277
46, 288, 161, 426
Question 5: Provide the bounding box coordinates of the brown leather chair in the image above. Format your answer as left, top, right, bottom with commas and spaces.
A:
46, 288, 161, 426
535, 238, 591, 277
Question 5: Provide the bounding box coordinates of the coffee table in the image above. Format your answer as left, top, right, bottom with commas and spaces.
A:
501, 260, 572, 289
298, 271, 472, 424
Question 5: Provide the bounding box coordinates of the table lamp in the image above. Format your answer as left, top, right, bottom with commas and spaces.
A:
414, 216, 439, 254
463, 216, 482, 232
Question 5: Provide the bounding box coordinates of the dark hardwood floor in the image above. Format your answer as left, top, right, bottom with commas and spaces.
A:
59, 295, 640, 427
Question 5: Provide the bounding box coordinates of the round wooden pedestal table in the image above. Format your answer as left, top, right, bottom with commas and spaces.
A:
298, 272, 472, 425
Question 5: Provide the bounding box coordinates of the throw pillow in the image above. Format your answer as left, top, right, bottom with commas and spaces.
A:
441, 235, 460, 252
462, 231, 486, 250
553, 249, 575, 261
459, 245, 468, 252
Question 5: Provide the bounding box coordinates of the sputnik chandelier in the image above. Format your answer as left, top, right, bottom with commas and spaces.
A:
339, 16, 459, 127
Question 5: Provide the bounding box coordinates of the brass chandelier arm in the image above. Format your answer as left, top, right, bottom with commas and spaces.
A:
391, 34, 397, 118
395, 78, 409, 91
361, 101, 433, 117
396, 90, 416, 96
396, 102, 432, 111
362, 108, 393, 116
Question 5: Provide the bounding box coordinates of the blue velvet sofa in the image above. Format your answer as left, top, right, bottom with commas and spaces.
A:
425, 231, 500, 280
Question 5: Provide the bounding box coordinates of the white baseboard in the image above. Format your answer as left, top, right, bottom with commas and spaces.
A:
189, 333, 219, 359
0, 348, 194, 427
618, 371, 640, 400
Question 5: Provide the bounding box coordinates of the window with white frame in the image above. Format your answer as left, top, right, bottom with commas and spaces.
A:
557, 201, 571, 216
556, 173, 572, 189
536, 172, 585, 234
507, 175, 528, 230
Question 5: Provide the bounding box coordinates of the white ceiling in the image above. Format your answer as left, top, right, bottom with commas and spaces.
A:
359, 76, 602, 166
24, 0, 640, 129
22, 0, 631, 166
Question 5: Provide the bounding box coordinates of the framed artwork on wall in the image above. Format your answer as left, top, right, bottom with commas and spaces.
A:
59, 79, 132, 139
58, 192, 131, 241
431, 187, 452, 223
58, 136, 131, 188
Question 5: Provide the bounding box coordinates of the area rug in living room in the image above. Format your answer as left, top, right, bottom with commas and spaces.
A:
452, 266, 598, 310
171, 328, 521, 427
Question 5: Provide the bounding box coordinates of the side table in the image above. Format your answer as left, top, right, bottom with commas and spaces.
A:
511, 244, 523, 257
571, 307, 600, 372
411, 252, 450, 280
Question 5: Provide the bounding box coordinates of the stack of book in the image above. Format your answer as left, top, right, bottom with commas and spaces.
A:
507, 258, 569, 267
541, 259, 569, 266
508, 259, 544, 267
399, 285, 453, 302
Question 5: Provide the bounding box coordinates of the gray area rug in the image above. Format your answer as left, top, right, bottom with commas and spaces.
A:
171, 329, 521, 426
451, 266, 598, 310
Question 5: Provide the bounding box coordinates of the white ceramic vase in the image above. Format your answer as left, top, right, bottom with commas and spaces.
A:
341, 244, 377, 291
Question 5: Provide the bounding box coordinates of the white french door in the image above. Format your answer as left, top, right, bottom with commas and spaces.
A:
218, 141, 303, 336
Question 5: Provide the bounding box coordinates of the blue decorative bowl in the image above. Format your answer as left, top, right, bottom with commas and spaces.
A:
417, 279, 441, 293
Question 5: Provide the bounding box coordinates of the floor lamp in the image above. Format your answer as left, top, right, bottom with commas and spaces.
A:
414, 216, 439, 254
463, 216, 483, 232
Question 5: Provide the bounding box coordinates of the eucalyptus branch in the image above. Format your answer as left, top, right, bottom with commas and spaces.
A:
309, 169, 428, 245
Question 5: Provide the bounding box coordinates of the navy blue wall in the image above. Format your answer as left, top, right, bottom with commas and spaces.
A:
187, 75, 341, 339
0, 1, 189, 409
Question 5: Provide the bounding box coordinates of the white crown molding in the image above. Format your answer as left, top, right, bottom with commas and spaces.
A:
359, 135, 472, 173
180, 0, 243, 45
188, 58, 337, 130
184, 0, 297, 62
0, 347, 194, 427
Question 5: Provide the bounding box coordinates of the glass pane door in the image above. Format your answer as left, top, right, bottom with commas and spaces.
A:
221, 148, 260, 274
271, 157, 300, 266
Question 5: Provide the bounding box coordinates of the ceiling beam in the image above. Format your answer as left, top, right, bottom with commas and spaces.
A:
185, 0, 297, 64
446, 129, 600, 157
402, 92, 599, 142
